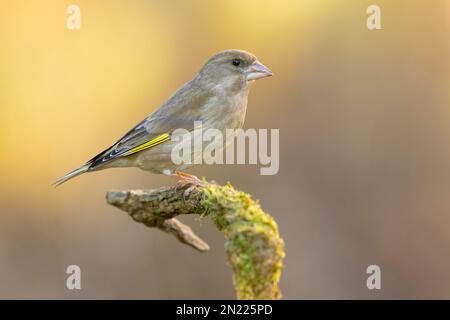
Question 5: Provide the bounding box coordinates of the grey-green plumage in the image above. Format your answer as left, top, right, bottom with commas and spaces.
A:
55, 49, 272, 186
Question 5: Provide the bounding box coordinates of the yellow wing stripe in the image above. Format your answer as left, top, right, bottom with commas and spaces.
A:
122, 133, 170, 156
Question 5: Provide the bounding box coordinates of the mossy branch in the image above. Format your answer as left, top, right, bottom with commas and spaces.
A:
106, 182, 285, 300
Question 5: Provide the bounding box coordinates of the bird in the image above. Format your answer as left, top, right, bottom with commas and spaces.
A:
54, 49, 273, 187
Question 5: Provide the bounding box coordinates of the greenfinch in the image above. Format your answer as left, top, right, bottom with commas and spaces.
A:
55, 49, 272, 186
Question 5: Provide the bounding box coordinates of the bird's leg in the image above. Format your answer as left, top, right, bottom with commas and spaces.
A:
173, 171, 203, 198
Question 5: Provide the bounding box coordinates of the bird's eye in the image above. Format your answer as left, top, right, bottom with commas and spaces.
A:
232, 59, 242, 67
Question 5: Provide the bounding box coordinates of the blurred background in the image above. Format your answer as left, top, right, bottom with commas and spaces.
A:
0, 0, 449, 299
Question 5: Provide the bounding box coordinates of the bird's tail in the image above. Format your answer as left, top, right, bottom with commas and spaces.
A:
53, 163, 91, 187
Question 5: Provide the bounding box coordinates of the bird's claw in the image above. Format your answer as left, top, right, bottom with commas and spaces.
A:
183, 185, 197, 199
173, 171, 203, 199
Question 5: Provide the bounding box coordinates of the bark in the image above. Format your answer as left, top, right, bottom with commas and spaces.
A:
106, 183, 285, 300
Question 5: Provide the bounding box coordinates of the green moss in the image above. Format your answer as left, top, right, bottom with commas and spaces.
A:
200, 183, 285, 300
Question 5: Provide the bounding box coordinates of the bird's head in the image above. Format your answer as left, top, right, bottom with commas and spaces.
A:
198, 49, 273, 92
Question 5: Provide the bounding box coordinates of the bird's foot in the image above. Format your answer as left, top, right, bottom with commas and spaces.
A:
173, 171, 204, 198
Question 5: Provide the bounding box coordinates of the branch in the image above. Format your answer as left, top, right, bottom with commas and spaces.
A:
106, 183, 285, 300
106, 188, 209, 252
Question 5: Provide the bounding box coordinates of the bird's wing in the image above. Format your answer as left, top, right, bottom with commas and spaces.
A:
87, 83, 211, 170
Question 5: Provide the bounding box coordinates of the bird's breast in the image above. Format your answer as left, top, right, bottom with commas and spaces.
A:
201, 88, 249, 131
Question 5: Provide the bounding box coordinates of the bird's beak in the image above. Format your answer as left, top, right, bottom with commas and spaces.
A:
246, 61, 273, 81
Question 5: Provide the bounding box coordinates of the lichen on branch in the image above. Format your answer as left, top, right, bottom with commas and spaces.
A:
106, 182, 285, 300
